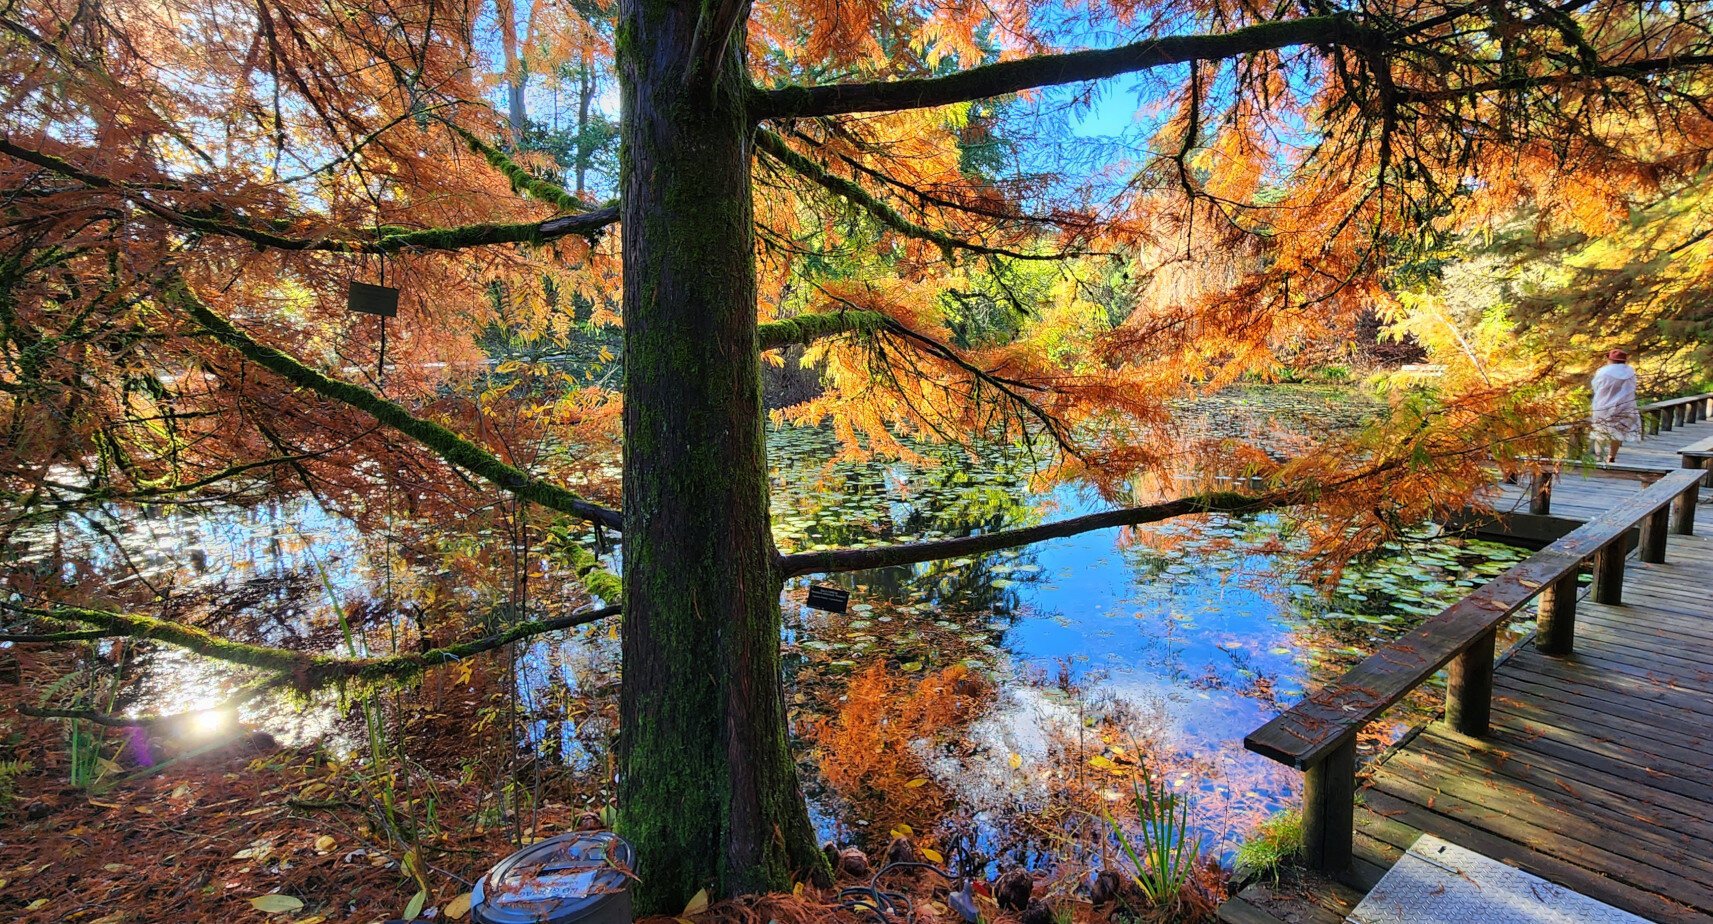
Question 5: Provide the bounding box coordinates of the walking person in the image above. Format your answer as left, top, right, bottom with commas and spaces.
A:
1591, 349, 1641, 463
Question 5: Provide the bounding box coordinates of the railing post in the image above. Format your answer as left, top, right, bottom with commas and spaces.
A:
1445, 628, 1496, 735
1640, 508, 1670, 564
1535, 574, 1579, 655
1593, 540, 1626, 604
1647, 410, 1660, 435
1529, 470, 1553, 515
1676, 404, 1688, 427
1673, 477, 1698, 535
1301, 737, 1356, 875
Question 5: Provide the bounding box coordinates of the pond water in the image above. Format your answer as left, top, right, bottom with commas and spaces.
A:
2, 386, 1533, 872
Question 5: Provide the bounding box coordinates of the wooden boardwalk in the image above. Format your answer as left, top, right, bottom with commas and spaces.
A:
1224, 416, 1713, 924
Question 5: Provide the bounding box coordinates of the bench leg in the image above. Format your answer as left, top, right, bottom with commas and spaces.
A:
1536, 574, 1578, 655
1302, 738, 1356, 875
1641, 508, 1670, 564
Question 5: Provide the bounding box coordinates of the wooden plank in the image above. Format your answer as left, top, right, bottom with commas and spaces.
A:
1374, 748, 1713, 882
1404, 733, 1713, 843
1215, 895, 1286, 924
1510, 647, 1713, 699
1677, 434, 1713, 458
1493, 675, 1713, 755
1462, 711, 1713, 805
1246, 468, 1706, 769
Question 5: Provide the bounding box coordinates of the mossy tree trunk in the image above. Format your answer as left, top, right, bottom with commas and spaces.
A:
614, 0, 825, 911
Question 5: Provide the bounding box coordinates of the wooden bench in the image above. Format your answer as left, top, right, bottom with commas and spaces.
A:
1678, 434, 1713, 466
1243, 467, 1707, 874
1674, 435, 1713, 532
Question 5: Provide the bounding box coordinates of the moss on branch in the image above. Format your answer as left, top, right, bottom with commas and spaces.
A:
448, 123, 597, 215
6, 602, 621, 692
757, 310, 889, 350
752, 15, 1377, 119
171, 282, 622, 530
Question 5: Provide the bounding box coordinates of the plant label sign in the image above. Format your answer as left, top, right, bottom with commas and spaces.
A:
805, 585, 849, 614
348, 281, 400, 317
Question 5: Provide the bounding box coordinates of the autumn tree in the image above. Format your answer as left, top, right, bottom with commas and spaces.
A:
6, 0, 1713, 911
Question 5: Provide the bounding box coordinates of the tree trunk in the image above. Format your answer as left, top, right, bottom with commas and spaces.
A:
575, 47, 594, 195
496, 0, 529, 136
614, 0, 824, 911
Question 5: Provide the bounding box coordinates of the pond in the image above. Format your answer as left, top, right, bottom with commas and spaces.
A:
1, 386, 1532, 874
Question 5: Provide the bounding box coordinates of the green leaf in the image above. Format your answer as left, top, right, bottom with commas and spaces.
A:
403, 889, 427, 920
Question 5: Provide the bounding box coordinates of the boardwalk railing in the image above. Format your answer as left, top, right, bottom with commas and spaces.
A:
1640, 391, 1713, 434
1243, 467, 1707, 875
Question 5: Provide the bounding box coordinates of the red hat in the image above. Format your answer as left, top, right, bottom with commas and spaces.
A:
1608, 348, 1630, 362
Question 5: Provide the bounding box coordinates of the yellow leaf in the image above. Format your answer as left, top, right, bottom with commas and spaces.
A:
904, 778, 928, 789
294, 917, 327, 924
920, 847, 944, 864
250, 894, 305, 913
102, 863, 130, 872
314, 835, 336, 853
792, 883, 804, 898
682, 887, 710, 916
26, 900, 48, 911
445, 893, 473, 920
495, 360, 523, 374
1008, 753, 1023, 769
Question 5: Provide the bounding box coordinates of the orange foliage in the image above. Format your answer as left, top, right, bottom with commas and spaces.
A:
806, 663, 992, 838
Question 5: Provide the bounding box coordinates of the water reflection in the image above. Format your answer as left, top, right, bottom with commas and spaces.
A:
2, 387, 1526, 869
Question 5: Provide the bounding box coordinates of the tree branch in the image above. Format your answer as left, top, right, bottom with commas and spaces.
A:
757, 309, 890, 350
751, 15, 1376, 120
19, 678, 280, 727
446, 122, 603, 215
754, 130, 1078, 260
776, 488, 1303, 576
171, 281, 623, 530
0, 136, 618, 253
3, 601, 621, 689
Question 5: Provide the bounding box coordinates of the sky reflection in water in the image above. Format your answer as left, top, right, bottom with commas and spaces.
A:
4, 389, 1528, 864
